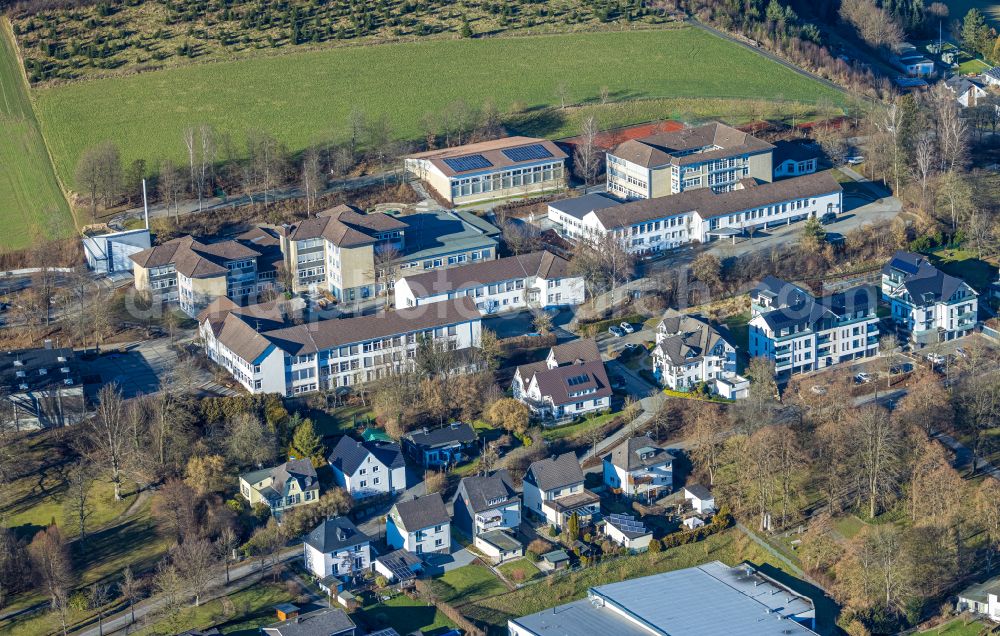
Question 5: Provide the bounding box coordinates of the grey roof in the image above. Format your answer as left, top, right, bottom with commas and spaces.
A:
241, 459, 317, 498
655, 314, 731, 366
375, 548, 422, 579
542, 549, 570, 563
604, 513, 650, 539
882, 250, 976, 304
391, 492, 450, 532
959, 573, 1000, 604
456, 470, 517, 513
0, 346, 81, 393
516, 339, 602, 381
604, 435, 672, 472
262, 607, 356, 636
685, 484, 714, 500
548, 193, 623, 220
478, 529, 523, 552
304, 517, 369, 554
406, 136, 567, 177
397, 210, 500, 263
399, 250, 572, 297
985, 66, 1000, 81
403, 421, 477, 450
530, 359, 612, 407
510, 561, 817, 636
752, 276, 876, 333
609, 122, 774, 169
367, 630, 402, 636
772, 140, 819, 165
526, 452, 584, 492
328, 436, 405, 476
945, 75, 985, 96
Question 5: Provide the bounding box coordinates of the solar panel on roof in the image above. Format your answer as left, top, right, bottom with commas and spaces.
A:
443, 154, 493, 172
502, 144, 554, 163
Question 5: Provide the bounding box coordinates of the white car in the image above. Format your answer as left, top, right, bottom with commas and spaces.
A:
846, 156, 864, 165
926, 353, 945, 365
619, 321, 635, 334
854, 372, 873, 384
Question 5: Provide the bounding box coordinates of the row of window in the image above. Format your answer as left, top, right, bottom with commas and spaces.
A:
450, 163, 563, 197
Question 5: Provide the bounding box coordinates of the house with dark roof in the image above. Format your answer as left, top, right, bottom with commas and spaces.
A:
404, 136, 568, 205
772, 140, 819, 179
373, 548, 423, 585
602, 435, 673, 502
197, 296, 483, 396
652, 314, 748, 399
605, 122, 775, 200
262, 607, 356, 636
881, 251, 978, 345
602, 513, 654, 551
394, 250, 584, 314
511, 339, 612, 420
239, 459, 319, 518
523, 452, 599, 529
386, 493, 451, 554
944, 75, 989, 108
302, 517, 371, 593
684, 485, 716, 514
453, 470, 522, 562
982, 65, 1000, 87
748, 276, 879, 379
402, 422, 477, 468
327, 436, 406, 499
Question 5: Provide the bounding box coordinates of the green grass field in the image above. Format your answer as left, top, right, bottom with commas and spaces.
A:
945, 0, 1000, 26
918, 618, 989, 635
34, 27, 845, 192
0, 19, 74, 252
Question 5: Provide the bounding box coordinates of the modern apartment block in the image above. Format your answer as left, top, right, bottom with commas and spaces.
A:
130, 235, 278, 316
549, 171, 842, 255
748, 276, 880, 379
881, 251, 978, 345
393, 250, 584, 313
605, 122, 774, 200
405, 136, 567, 206
278, 205, 500, 300
198, 296, 483, 396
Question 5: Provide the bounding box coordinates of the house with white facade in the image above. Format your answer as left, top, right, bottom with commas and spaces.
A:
602, 513, 654, 552
881, 251, 978, 346
652, 314, 748, 399
453, 470, 523, 563
684, 485, 716, 514
239, 459, 319, 518
199, 296, 482, 396
605, 122, 775, 200
547, 193, 624, 242
386, 493, 451, 555
402, 421, 478, 468
957, 574, 1000, 622
511, 339, 612, 420
327, 436, 406, 499
394, 250, 584, 313
748, 276, 880, 379
303, 517, 371, 593
772, 141, 819, 179
523, 452, 599, 529
945, 76, 989, 108
983, 66, 1000, 87
602, 435, 673, 503
549, 171, 842, 255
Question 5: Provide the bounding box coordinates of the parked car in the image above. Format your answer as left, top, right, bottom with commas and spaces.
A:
611, 376, 627, 390
620, 321, 635, 334
820, 211, 837, 224
890, 363, 913, 375
623, 343, 641, 352
846, 156, 864, 165
854, 372, 873, 384
926, 353, 945, 365
608, 326, 625, 337
955, 347, 968, 359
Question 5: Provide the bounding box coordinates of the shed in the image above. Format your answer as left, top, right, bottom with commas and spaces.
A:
540, 549, 570, 571
475, 529, 523, 564
683, 485, 716, 514
273, 603, 300, 622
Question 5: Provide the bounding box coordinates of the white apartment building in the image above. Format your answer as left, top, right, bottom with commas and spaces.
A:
652, 314, 748, 399
549, 171, 842, 255
748, 276, 880, 380
511, 339, 612, 420
881, 251, 978, 346
327, 436, 407, 499
523, 452, 600, 529
394, 250, 584, 313
199, 297, 483, 396
605, 122, 774, 200
386, 493, 451, 555
303, 517, 372, 593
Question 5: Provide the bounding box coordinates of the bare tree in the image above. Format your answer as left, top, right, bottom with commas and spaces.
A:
301, 147, 324, 216
216, 527, 239, 585
85, 384, 130, 501
196, 124, 216, 212
173, 538, 217, 606
573, 115, 602, 186
157, 160, 182, 223
64, 463, 93, 541
119, 565, 139, 629
912, 133, 934, 210
555, 81, 570, 109
850, 405, 905, 518
75, 141, 123, 220
89, 583, 110, 636
839, 0, 903, 49
347, 108, 366, 163
28, 525, 72, 636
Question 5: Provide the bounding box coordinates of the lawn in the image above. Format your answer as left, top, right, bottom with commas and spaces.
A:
918, 617, 989, 635
833, 514, 868, 540
131, 581, 296, 636
944, 0, 1000, 27
34, 27, 845, 191
958, 57, 991, 74
429, 563, 508, 604
305, 403, 375, 439
359, 593, 457, 636
541, 410, 620, 441
0, 18, 74, 252
928, 248, 997, 291
497, 558, 542, 584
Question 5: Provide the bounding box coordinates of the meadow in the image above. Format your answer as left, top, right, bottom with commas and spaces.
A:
34, 27, 845, 192
945, 0, 1000, 26
0, 19, 74, 252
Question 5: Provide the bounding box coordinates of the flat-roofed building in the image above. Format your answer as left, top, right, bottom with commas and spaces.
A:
1, 346, 85, 431
606, 122, 774, 200
509, 561, 817, 636
394, 250, 584, 313
405, 136, 567, 205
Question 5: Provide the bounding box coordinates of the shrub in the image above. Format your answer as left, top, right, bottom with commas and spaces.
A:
547, 525, 558, 538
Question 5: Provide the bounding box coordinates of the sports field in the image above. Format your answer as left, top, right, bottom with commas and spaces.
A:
0, 19, 74, 252
34, 27, 845, 190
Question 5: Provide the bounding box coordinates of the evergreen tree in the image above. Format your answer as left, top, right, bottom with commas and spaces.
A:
566, 512, 580, 543
289, 419, 325, 467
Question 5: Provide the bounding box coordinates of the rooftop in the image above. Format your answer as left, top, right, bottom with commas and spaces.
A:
262, 607, 356, 636
392, 492, 450, 531
609, 122, 774, 169
547, 192, 623, 220
399, 250, 571, 296
407, 136, 568, 177
304, 517, 369, 554
404, 421, 477, 449
397, 210, 500, 263
0, 346, 81, 393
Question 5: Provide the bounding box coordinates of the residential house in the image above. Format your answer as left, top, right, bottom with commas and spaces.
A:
523, 452, 599, 529
1, 346, 85, 431
881, 251, 978, 346
453, 470, 522, 562
303, 517, 371, 593
394, 250, 584, 313
652, 314, 748, 399
199, 296, 482, 396
373, 549, 423, 585
405, 136, 567, 206
602, 513, 654, 552
508, 561, 818, 636
748, 276, 879, 379
605, 122, 774, 200
239, 459, 319, 517
945, 76, 989, 107
983, 66, 1000, 87
772, 141, 819, 179
549, 171, 842, 254
402, 422, 477, 468
327, 436, 406, 500
891, 42, 934, 77
130, 235, 275, 317
511, 339, 612, 420
684, 485, 716, 514
386, 493, 451, 555
262, 608, 356, 636
957, 574, 1000, 621
602, 435, 673, 502
82, 228, 151, 274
